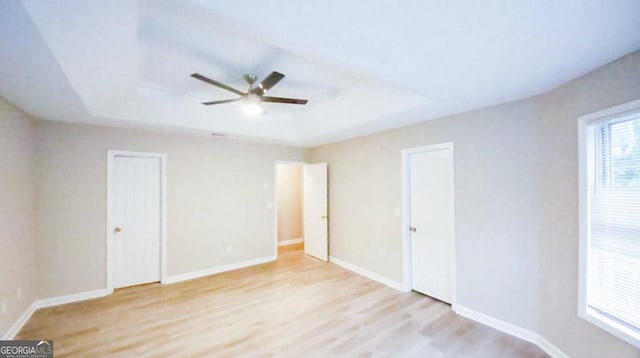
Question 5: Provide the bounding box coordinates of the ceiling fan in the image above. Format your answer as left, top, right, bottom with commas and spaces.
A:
191, 71, 308, 115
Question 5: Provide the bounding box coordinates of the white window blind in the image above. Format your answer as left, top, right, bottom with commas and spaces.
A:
584, 111, 640, 344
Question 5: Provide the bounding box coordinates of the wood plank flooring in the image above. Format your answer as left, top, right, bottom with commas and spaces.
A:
18, 244, 547, 357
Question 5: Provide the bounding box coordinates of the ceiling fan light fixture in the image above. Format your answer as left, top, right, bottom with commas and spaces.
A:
241, 93, 264, 116
191, 71, 307, 112
242, 102, 264, 116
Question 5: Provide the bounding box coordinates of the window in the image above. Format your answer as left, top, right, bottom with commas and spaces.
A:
578, 99, 640, 348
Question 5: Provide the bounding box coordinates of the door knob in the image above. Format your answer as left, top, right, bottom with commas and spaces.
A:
114, 227, 122, 233
321, 215, 327, 219
409, 226, 417, 232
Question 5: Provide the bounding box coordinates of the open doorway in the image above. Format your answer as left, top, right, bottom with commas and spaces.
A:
275, 162, 305, 256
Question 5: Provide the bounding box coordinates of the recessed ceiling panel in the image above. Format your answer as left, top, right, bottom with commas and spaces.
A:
1, 0, 638, 145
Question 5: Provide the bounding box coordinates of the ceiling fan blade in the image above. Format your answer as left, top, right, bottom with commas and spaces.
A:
202, 98, 241, 105
191, 73, 245, 96
262, 96, 308, 105
253, 71, 285, 95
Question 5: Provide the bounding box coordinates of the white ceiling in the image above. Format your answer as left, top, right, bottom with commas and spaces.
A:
1, 0, 639, 146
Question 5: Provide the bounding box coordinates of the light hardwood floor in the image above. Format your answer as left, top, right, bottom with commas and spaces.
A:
18, 244, 547, 357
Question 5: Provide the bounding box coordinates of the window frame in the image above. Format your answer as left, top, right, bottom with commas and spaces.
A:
578, 99, 640, 349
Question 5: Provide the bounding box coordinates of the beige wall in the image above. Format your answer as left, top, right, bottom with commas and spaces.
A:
35, 121, 309, 298
276, 163, 303, 242
0, 98, 39, 336
535, 52, 640, 357
311, 51, 640, 357
312, 97, 542, 331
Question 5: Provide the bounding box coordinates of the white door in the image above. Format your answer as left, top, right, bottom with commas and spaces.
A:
409, 145, 455, 303
303, 163, 328, 261
111, 156, 161, 288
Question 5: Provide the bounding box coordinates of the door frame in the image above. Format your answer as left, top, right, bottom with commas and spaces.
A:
401, 142, 456, 303
273, 160, 306, 257
106, 150, 167, 292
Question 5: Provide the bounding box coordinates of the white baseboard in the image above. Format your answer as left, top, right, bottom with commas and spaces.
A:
162, 255, 276, 284
2, 302, 38, 340
3, 256, 278, 338
2, 288, 111, 340
452, 305, 538, 342
329, 256, 407, 292
452, 304, 569, 358
278, 238, 303, 246
537, 335, 570, 358
36, 288, 111, 309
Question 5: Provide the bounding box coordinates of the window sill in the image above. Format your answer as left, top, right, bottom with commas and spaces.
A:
579, 307, 640, 348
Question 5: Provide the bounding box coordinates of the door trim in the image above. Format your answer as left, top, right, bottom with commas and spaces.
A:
106, 150, 167, 292
273, 160, 306, 257
401, 142, 456, 303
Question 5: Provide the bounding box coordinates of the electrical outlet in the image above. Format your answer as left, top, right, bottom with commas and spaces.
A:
1, 299, 7, 315
17, 287, 21, 300
267, 201, 274, 210
226, 244, 233, 254
394, 208, 401, 217
263, 183, 269, 190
